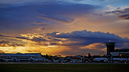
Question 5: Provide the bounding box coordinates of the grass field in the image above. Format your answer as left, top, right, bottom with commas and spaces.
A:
0, 64, 128, 72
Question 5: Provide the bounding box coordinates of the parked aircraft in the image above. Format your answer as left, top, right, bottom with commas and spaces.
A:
92, 58, 108, 63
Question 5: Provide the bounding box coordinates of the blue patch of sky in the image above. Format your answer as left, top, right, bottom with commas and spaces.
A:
65, 0, 129, 8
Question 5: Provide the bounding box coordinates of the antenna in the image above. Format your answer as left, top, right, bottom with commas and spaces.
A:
109, 40, 111, 42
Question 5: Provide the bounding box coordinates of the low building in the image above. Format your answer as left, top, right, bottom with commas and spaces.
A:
110, 49, 129, 57
0, 53, 42, 62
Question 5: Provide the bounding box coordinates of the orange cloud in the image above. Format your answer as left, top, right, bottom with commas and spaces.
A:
23, 45, 71, 55
0, 50, 4, 53
80, 43, 105, 49
0, 40, 25, 47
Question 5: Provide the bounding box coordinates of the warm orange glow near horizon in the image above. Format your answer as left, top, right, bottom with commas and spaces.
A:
0, 0, 129, 56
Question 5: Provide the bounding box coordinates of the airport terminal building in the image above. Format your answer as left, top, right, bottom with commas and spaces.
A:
0, 53, 42, 62
105, 42, 129, 57
110, 49, 129, 57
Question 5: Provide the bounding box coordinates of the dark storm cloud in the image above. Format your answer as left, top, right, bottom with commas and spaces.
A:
3, 29, 128, 55
118, 14, 129, 19
47, 30, 129, 48
36, 2, 100, 23
0, 1, 100, 33
15, 30, 129, 49
45, 30, 129, 55
0, 4, 38, 33
39, 3, 99, 15
48, 30, 125, 40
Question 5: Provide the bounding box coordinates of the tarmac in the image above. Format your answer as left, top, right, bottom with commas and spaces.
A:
0, 62, 129, 64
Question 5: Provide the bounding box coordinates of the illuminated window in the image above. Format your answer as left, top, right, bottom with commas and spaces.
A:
120, 54, 122, 56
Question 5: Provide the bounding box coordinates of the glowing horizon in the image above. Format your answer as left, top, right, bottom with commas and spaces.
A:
0, 0, 129, 56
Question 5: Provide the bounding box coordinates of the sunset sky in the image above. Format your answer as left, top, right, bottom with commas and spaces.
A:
0, 0, 129, 56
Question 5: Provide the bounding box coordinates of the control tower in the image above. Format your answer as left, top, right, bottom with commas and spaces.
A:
105, 41, 116, 55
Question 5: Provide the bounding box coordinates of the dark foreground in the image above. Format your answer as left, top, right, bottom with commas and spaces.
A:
0, 63, 129, 72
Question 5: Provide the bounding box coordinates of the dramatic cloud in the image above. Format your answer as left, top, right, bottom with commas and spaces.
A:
0, 1, 100, 35
48, 30, 127, 40
0, 40, 24, 47
80, 43, 105, 49
14, 30, 129, 55
0, 50, 4, 53
0, 29, 129, 55
47, 30, 129, 50
105, 7, 129, 19
0, 0, 129, 56
118, 14, 129, 19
